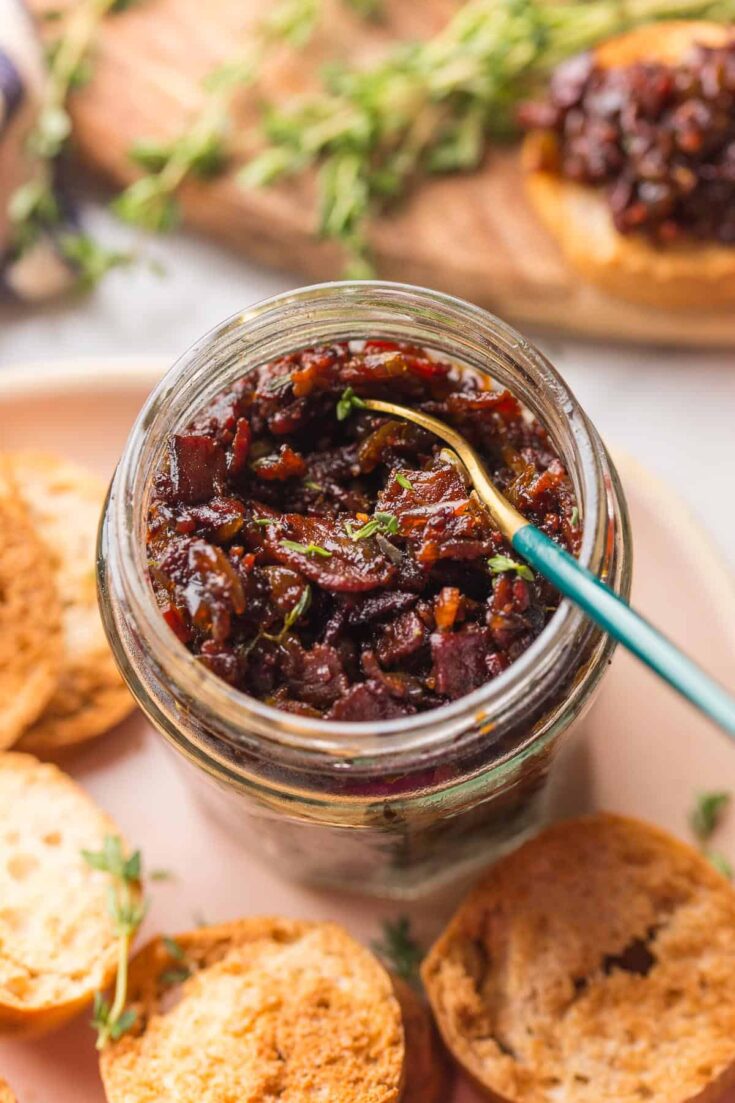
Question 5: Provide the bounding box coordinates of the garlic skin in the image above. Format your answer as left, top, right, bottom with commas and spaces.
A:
0, 0, 76, 300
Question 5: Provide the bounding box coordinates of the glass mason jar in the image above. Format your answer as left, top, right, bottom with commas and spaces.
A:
98, 282, 632, 899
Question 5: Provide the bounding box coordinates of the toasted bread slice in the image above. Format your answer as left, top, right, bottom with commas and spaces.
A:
393, 977, 453, 1103
422, 813, 735, 1103
0, 1079, 15, 1103
0, 456, 62, 749
523, 22, 735, 309
0, 752, 124, 1035
8, 453, 134, 752
100, 918, 406, 1103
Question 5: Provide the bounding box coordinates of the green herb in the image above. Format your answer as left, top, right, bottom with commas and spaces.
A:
282, 585, 312, 634
488, 554, 534, 582
254, 517, 277, 526
395, 472, 414, 491
280, 539, 332, 557
351, 512, 399, 541
570, 506, 579, 527
372, 916, 423, 986
691, 791, 731, 843
707, 850, 734, 879
243, 0, 735, 273
160, 966, 192, 986
58, 232, 133, 291
162, 936, 186, 961
115, 0, 372, 231
304, 479, 324, 491
689, 791, 732, 879
336, 386, 367, 421
149, 868, 174, 882
82, 835, 147, 1049
8, 0, 139, 270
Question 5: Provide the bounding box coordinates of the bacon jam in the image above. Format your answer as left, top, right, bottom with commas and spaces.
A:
519, 42, 735, 243
146, 342, 579, 723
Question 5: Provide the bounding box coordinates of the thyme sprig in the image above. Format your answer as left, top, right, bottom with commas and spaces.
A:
242, 0, 735, 273
82, 835, 147, 1049
372, 916, 424, 987
9, 0, 138, 286
114, 0, 374, 231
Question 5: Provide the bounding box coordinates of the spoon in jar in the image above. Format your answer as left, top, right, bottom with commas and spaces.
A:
361, 397, 735, 737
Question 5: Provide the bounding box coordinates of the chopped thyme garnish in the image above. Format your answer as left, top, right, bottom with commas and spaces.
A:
351, 512, 399, 541
304, 479, 324, 491
149, 867, 174, 882
160, 966, 192, 986
488, 554, 534, 582
570, 506, 579, 527
336, 386, 367, 421
254, 517, 277, 526
162, 935, 186, 961
394, 473, 414, 491
690, 791, 732, 879
280, 539, 332, 557
282, 585, 312, 634
691, 791, 731, 843
372, 917, 424, 987
82, 835, 147, 1049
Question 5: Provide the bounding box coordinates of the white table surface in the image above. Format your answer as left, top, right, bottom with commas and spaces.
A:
1, 202, 734, 568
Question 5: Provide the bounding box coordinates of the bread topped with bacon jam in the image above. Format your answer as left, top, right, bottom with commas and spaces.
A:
520, 22, 735, 309
422, 813, 735, 1103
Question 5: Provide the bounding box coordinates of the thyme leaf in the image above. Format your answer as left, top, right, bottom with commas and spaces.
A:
280, 539, 332, 557
691, 791, 731, 843
336, 386, 367, 421
689, 791, 732, 879
372, 917, 423, 987
351, 512, 398, 541
282, 585, 312, 634
395, 472, 414, 491
488, 554, 534, 582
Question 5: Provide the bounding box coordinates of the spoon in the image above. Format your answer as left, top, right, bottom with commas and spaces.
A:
363, 397, 735, 737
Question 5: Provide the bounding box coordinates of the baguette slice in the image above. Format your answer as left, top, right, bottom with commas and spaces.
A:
8, 453, 134, 752
0, 456, 62, 748
422, 813, 735, 1103
0, 752, 123, 1035
523, 22, 735, 309
100, 918, 407, 1103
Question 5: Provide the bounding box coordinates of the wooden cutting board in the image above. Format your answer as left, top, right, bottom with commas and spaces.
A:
30, 0, 735, 346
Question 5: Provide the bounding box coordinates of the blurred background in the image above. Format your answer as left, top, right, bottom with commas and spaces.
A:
1, 0, 734, 563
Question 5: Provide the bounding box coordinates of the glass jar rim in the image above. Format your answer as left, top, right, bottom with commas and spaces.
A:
109, 280, 615, 760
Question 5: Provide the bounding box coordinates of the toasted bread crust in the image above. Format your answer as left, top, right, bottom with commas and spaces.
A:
523, 22, 735, 309
0, 457, 62, 749
0, 752, 122, 1035
422, 813, 735, 1103
8, 452, 133, 752
101, 918, 406, 1103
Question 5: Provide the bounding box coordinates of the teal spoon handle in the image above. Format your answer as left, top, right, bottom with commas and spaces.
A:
513, 524, 735, 737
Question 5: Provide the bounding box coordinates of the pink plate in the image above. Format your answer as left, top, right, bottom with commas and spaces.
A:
1, 361, 734, 1102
